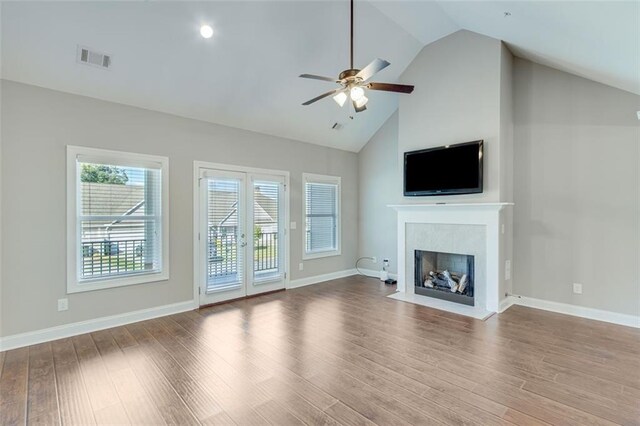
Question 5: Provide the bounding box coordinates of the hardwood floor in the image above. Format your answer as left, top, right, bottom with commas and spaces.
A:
1, 275, 639, 425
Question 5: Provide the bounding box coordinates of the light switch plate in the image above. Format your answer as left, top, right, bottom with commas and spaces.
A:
290, 222, 297, 230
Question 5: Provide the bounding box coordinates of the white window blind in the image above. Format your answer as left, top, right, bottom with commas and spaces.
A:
304, 174, 341, 258
253, 180, 282, 279
206, 177, 243, 290
67, 146, 169, 293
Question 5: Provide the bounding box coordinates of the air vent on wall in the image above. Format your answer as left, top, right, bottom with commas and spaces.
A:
77, 46, 111, 69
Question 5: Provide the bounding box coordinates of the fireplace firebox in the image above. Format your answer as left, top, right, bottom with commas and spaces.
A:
414, 250, 475, 306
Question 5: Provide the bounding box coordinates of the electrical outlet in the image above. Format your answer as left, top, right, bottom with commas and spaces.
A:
290, 221, 297, 230
298, 262, 304, 271
58, 298, 69, 312
573, 283, 582, 294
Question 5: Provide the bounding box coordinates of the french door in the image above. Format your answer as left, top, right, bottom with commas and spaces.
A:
197, 167, 287, 306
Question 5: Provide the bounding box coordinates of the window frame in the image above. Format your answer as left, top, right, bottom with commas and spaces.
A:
302, 173, 341, 260
66, 146, 170, 293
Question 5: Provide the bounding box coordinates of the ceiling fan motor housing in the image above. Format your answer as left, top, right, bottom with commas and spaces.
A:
339, 69, 361, 81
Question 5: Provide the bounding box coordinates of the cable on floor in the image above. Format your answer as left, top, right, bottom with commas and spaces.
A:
355, 257, 379, 279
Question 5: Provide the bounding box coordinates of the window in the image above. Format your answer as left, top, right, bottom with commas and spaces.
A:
303, 173, 341, 259
67, 146, 169, 293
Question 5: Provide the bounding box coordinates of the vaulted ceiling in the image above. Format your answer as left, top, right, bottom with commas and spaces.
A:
2, 1, 638, 152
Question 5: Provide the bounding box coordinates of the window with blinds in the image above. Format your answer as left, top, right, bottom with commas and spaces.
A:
206, 177, 243, 290
303, 173, 341, 259
253, 180, 282, 279
67, 146, 169, 293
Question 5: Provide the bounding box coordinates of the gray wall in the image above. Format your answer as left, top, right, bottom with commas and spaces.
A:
358, 30, 512, 279
357, 111, 401, 274
0, 80, 358, 337
513, 59, 640, 316
399, 30, 505, 203
0, 5, 3, 337
499, 43, 514, 299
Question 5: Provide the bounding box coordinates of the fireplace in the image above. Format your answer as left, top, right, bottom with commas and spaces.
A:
414, 250, 475, 306
389, 203, 512, 318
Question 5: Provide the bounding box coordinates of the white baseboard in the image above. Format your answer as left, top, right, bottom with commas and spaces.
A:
0, 300, 197, 352
287, 269, 358, 289
357, 268, 398, 281
502, 295, 640, 329
498, 296, 516, 313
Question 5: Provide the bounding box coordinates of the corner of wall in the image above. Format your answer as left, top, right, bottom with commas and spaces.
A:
0, 3, 4, 339
357, 111, 401, 274
499, 42, 515, 299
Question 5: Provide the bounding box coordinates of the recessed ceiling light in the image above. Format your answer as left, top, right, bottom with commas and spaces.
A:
200, 25, 213, 39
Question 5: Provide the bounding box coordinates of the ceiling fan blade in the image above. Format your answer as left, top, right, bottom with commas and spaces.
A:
368, 82, 415, 94
353, 99, 367, 113
356, 58, 390, 82
299, 74, 338, 82
302, 89, 340, 106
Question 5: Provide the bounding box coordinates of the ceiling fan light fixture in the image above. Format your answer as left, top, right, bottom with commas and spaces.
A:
354, 95, 368, 109
350, 86, 365, 101
333, 91, 348, 107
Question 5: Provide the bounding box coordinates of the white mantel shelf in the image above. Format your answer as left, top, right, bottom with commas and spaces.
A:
388, 202, 513, 211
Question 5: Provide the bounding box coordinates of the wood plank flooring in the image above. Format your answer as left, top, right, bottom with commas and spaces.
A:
1, 275, 639, 425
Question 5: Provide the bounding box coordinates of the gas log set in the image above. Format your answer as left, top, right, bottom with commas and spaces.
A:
424, 270, 470, 295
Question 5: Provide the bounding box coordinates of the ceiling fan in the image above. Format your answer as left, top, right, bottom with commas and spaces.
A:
300, 0, 414, 113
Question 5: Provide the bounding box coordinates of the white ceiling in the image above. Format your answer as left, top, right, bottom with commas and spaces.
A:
380, 1, 640, 96
2, 1, 638, 153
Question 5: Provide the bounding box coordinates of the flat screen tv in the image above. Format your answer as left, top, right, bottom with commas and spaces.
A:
404, 140, 483, 196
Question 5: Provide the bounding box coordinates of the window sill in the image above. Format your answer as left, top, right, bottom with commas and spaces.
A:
67, 271, 169, 294
303, 249, 341, 260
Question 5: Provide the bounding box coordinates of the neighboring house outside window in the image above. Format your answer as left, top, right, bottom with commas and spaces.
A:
303, 173, 341, 259
66, 146, 169, 293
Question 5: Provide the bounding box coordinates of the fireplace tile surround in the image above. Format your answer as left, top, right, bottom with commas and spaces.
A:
388, 203, 513, 319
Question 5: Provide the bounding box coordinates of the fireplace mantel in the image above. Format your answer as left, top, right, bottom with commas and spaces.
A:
389, 201, 513, 319
388, 202, 513, 211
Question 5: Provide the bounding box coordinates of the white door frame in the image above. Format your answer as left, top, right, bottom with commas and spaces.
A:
193, 161, 290, 305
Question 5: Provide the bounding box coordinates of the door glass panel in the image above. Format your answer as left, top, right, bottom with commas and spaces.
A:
207, 178, 244, 291
253, 181, 281, 281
